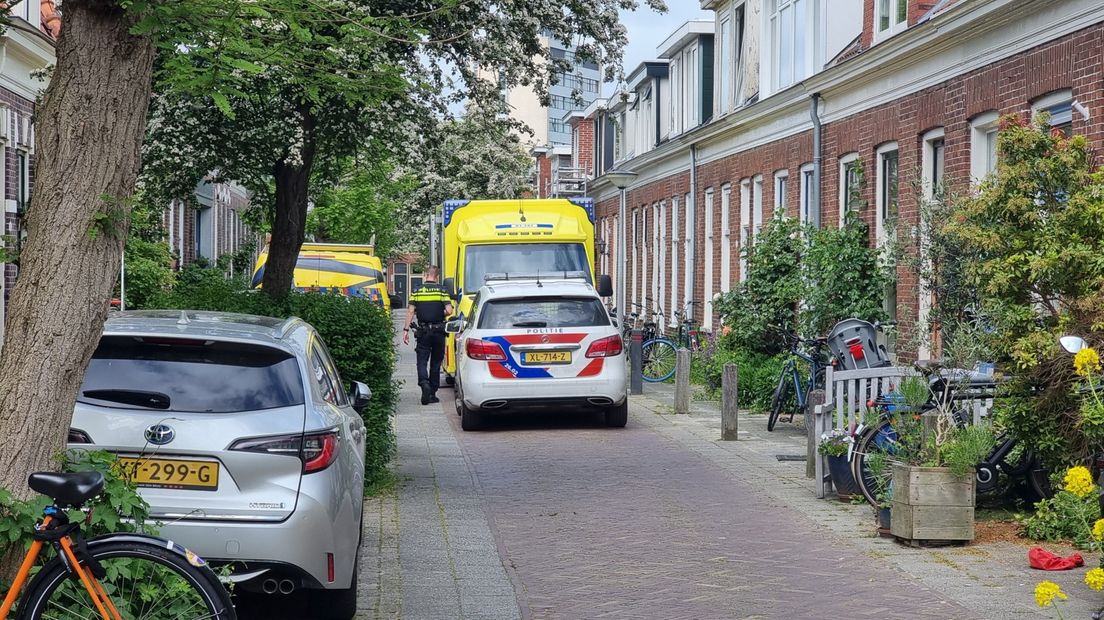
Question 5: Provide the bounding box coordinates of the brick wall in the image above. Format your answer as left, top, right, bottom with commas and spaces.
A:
1, 88, 37, 315
574, 120, 595, 176
599, 23, 1104, 357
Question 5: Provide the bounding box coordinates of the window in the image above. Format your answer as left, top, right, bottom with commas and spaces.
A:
738, 179, 751, 281
549, 118, 567, 136
718, 17, 733, 114
799, 164, 815, 226
683, 46, 698, 130
876, 0, 908, 39
16, 151, 29, 213
10, 0, 30, 21
652, 203, 661, 314
769, 0, 807, 91
549, 95, 586, 111
703, 189, 715, 328
669, 57, 681, 136
970, 111, 999, 185
922, 129, 946, 201
314, 339, 348, 406
478, 297, 609, 329
631, 209, 639, 310
79, 337, 305, 413
838, 152, 861, 225
684, 193, 694, 310
463, 243, 590, 294
659, 201, 667, 321
773, 170, 789, 218
556, 72, 599, 94
876, 144, 899, 245
670, 195, 680, 323
720, 185, 732, 293
1033, 90, 1074, 137
752, 175, 764, 237
733, 5, 747, 108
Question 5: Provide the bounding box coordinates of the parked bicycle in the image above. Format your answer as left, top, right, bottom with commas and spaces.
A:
849, 365, 1049, 507
613, 302, 679, 383
671, 302, 702, 351
768, 331, 831, 432
0, 470, 235, 620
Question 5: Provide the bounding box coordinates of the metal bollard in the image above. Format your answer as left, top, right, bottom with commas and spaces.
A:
629, 329, 643, 395
721, 363, 738, 441
674, 348, 691, 414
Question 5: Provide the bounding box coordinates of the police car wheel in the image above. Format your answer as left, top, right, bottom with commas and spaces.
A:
460, 402, 482, 431
605, 401, 628, 428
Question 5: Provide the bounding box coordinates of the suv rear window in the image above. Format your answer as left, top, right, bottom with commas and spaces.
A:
78, 337, 305, 413
478, 297, 610, 329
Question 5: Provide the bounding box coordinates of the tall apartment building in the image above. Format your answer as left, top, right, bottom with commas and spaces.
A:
575, 0, 1104, 361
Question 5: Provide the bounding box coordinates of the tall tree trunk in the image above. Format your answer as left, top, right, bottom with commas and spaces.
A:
0, 2, 155, 501
261, 105, 317, 298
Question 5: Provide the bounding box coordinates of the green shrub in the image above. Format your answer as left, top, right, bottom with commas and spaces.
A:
149, 269, 398, 486
801, 212, 888, 337
122, 237, 175, 310
702, 344, 786, 413
1020, 488, 1101, 548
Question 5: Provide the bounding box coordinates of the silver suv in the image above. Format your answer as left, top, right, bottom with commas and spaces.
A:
68, 310, 368, 619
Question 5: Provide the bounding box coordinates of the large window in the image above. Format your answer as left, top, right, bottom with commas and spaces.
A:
652, 203, 660, 314
720, 185, 732, 293
799, 164, 815, 226
876, 144, 899, 244
1034, 90, 1074, 137
670, 195, 680, 324
876, 0, 908, 39
659, 201, 667, 322
683, 46, 698, 130
462, 243, 590, 293
479, 297, 610, 329
922, 129, 946, 201
631, 208, 638, 309
669, 57, 682, 136
970, 111, 999, 186
556, 73, 599, 94
838, 152, 861, 225
773, 170, 789, 218
718, 17, 733, 115
752, 175, 764, 237
683, 193, 694, 311
769, 0, 807, 91
703, 189, 715, 328
738, 179, 751, 281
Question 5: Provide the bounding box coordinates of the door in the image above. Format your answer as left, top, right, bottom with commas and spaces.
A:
392, 274, 407, 308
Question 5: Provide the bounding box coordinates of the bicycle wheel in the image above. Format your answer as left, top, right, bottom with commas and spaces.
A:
850, 418, 899, 507
641, 339, 677, 382
20, 536, 235, 620
767, 365, 795, 432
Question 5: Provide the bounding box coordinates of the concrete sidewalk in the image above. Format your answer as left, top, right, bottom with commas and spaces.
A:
634, 380, 1098, 619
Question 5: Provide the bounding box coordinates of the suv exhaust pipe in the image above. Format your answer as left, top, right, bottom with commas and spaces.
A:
278, 579, 296, 594
262, 579, 279, 594
481, 400, 507, 409
587, 397, 613, 406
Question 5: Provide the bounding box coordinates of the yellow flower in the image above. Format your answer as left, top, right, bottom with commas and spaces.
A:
1094, 519, 1104, 541
1064, 466, 1096, 498
1087, 568, 1104, 591
1075, 347, 1102, 378
1035, 581, 1067, 608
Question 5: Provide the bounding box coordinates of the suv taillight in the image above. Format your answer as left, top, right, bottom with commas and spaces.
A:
586, 335, 624, 358
466, 338, 507, 361
230, 429, 341, 473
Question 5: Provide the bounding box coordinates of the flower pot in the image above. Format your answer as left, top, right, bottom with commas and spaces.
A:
890, 464, 975, 544
827, 454, 861, 501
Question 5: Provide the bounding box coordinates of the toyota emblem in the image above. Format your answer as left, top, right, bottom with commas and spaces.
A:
541, 334, 551, 344
144, 424, 176, 446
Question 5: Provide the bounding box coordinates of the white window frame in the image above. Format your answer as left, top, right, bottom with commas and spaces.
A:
703, 188, 715, 329
631, 208, 638, 310
838, 152, 860, 227
659, 201, 668, 328
918, 128, 945, 360
738, 179, 751, 281
969, 111, 999, 187
718, 15, 733, 116
640, 207, 648, 311
683, 192, 694, 313
798, 163, 814, 226
1032, 89, 1075, 133
921, 128, 946, 202
766, 0, 810, 93
720, 184, 733, 293
773, 169, 789, 219
875, 143, 899, 246
669, 57, 682, 137
875, 0, 908, 42
670, 195, 680, 326
752, 175, 764, 237
652, 203, 660, 315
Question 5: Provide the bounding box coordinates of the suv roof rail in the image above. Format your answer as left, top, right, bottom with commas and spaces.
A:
274, 316, 305, 340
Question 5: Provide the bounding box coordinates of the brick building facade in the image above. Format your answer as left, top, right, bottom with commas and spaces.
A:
162, 181, 260, 274
581, 0, 1104, 360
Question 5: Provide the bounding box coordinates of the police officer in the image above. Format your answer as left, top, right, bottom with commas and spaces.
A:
403, 266, 454, 405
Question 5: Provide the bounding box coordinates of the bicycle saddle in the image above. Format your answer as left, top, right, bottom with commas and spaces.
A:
29, 471, 105, 507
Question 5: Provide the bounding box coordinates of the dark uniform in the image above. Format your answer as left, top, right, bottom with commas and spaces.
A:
409, 281, 451, 401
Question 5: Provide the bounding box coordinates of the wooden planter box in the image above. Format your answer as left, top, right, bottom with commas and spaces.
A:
890, 464, 975, 544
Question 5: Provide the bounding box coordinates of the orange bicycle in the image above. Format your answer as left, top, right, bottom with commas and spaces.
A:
0, 471, 235, 619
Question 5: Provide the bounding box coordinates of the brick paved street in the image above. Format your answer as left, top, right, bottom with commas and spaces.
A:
355, 317, 1101, 619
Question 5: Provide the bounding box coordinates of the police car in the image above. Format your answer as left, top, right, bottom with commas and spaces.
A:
447, 274, 627, 431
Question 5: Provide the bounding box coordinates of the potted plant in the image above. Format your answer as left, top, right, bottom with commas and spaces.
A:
887, 374, 997, 544
865, 449, 893, 536
819, 429, 859, 501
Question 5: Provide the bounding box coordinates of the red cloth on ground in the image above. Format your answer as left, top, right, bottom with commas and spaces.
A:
1029, 547, 1085, 570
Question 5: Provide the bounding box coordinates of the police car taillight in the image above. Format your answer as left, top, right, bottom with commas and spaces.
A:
466, 338, 507, 361
585, 335, 623, 358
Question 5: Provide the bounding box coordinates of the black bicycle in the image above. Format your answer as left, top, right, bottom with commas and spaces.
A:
768, 333, 830, 432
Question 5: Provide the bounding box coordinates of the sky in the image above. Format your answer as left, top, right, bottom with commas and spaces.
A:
606, 4, 712, 94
